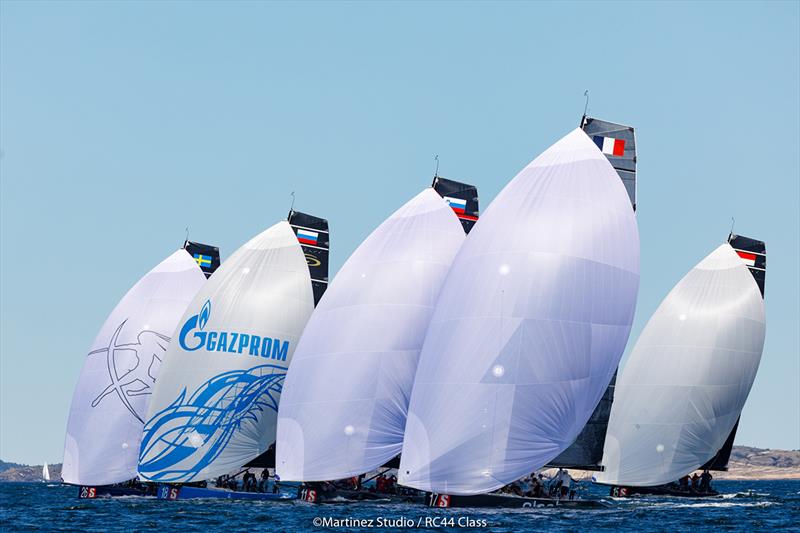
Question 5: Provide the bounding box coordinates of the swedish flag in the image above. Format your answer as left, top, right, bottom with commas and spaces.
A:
194, 254, 212, 268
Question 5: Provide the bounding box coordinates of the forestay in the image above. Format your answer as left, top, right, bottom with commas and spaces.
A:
62, 249, 208, 485
139, 222, 315, 482
399, 128, 640, 495
597, 242, 766, 487
276, 188, 466, 481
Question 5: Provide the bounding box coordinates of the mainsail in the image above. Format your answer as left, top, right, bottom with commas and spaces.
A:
62, 243, 219, 485
547, 117, 637, 471
138, 216, 321, 482
276, 183, 477, 481
398, 128, 640, 495
596, 235, 766, 487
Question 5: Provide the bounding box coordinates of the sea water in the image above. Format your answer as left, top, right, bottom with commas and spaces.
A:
1, 480, 798, 531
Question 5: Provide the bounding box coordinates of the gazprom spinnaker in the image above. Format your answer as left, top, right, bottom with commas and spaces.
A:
138, 211, 328, 483
597, 234, 766, 488
276, 178, 478, 482
62, 241, 220, 486
399, 128, 640, 495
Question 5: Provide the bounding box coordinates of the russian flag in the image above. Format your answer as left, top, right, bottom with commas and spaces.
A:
736, 250, 757, 267
593, 135, 626, 157
296, 229, 319, 246
444, 196, 467, 215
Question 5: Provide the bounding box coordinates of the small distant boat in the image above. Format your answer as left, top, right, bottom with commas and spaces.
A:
42, 463, 50, 483
597, 233, 767, 497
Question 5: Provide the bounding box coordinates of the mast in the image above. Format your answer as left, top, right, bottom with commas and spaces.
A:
546, 117, 638, 472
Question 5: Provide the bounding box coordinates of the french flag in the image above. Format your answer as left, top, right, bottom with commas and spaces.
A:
736, 250, 757, 267
444, 196, 467, 215
593, 135, 626, 157
296, 229, 319, 246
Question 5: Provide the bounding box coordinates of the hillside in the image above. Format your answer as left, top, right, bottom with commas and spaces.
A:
0, 460, 62, 483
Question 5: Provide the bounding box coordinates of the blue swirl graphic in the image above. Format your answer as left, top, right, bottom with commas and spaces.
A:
138, 364, 285, 482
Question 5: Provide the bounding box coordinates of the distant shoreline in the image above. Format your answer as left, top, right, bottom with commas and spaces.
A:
2, 445, 798, 483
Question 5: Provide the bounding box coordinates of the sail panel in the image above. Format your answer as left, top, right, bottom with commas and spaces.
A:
138, 221, 315, 482
398, 128, 640, 495
597, 242, 766, 487
276, 188, 467, 481
62, 249, 208, 485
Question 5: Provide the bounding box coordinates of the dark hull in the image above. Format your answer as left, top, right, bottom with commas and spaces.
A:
609, 485, 719, 498
77, 484, 154, 499
299, 487, 424, 505
428, 493, 611, 509
157, 484, 296, 501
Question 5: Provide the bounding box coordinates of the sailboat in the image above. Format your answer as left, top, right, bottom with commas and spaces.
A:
138, 210, 329, 501
275, 177, 479, 503
63, 240, 220, 498
596, 233, 766, 497
398, 127, 640, 507
42, 463, 50, 483
544, 116, 637, 474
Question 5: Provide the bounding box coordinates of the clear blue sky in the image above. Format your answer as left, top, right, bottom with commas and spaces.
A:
1, 1, 798, 465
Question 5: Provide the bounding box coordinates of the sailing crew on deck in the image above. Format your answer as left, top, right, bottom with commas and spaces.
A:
678, 475, 690, 491
700, 470, 713, 492
691, 472, 701, 491
259, 469, 269, 492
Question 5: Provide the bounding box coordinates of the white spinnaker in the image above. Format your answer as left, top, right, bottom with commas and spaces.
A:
62, 249, 207, 485
398, 128, 640, 495
276, 188, 465, 481
139, 221, 314, 482
596, 243, 766, 487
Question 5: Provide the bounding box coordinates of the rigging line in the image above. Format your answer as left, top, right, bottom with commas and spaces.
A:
582, 90, 590, 124
184, 226, 190, 247
434, 154, 440, 178
289, 191, 296, 215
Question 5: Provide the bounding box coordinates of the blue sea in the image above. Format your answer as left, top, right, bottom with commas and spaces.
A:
1, 480, 798, 531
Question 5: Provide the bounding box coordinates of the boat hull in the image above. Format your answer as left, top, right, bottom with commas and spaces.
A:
156, 484, 296, 501
77, 484, 153, 499
608, 485, 719, 498
427, 493, 610, 509
298, 487, 424, 505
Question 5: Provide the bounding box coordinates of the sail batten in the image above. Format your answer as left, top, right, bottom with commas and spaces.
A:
277, 186, 475, 481
597, 238, 766, 487
398, 128, 640, 495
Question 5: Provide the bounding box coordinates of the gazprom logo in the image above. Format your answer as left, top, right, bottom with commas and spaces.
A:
178, 299, 289, 361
